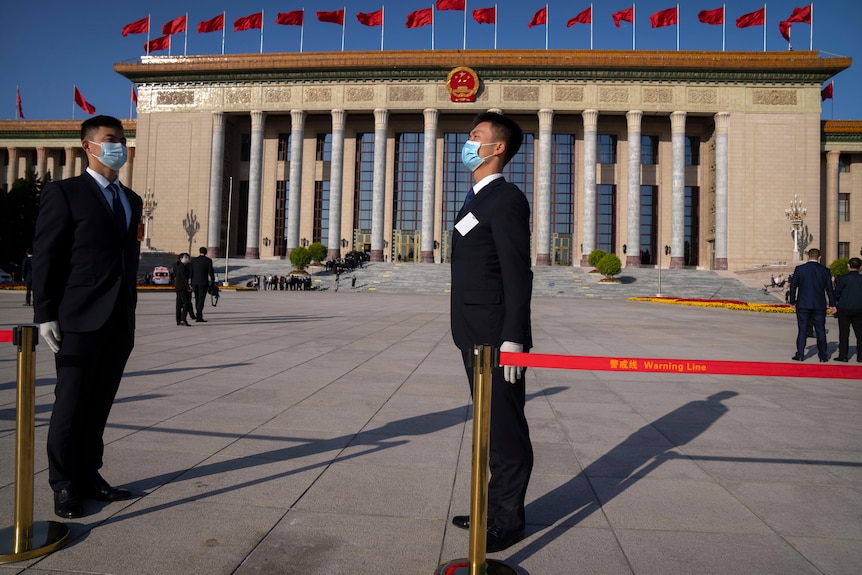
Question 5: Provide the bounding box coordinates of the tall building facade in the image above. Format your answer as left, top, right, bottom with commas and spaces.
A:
1, 49, 858, 270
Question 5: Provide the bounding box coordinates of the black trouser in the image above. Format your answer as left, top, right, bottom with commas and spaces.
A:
461, 348, 533, 533
796, 308, 828, 360
837, 308, 862, 359
176, 289, 191, 323
48, 292, 134, 491
192, 285, 208, 319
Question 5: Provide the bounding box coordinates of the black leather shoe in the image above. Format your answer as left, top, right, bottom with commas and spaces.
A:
791, 355, 803, 361
195, 318, 207, 323
181, 320, 191, 326
834, 357, 849, 362
54, 488, 83, 519
84, 477, 132, 502
820, 358, 830, 363
486, 525, 525, 553
452, 515, 470, 530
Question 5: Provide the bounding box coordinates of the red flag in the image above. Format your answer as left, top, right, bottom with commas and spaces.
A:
613, 7, 634, 28
131, 86, 138, 104
736, 8, 765, 28
405, 8, 433, 29
276, 11, 304, 26
472, 7, 496, 25
779, 20, 793, 42
317, 10, 345, 25
122, 17, 149, 37
357, 9, 383, 27
145, 35, 170, 53
698, 7, 724, 25
529, 7, 547, 29
650, 7, 678, 28
74, 87, 96, 115
786, 5, 812, 24
234, 12, 263, 31
198, 14, 225, 33
821, 82, 833, 101
567, 6, 592, 27
436, 0, 465, 10
16, 87, 24, 119
162, 15, 187, 35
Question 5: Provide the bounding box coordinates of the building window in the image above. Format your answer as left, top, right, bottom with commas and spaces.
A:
640, 185, 658, 265
277, 133, 291, 162
839, 242, 850, 260
839, 193, 850, 222
443, 132, 471, 235
503, 133, 535, 228
313, 181, 330, 246
353, 133, 374, 231
685, 186, 700, 266
240, 133, 251, 162
838, 154, 851, 173
641, 135, 658, 165
597, 184, 616, 252
315, 133, 332, 162
685, 136, 700, 166
393, 133, 424, 232
274, 180, 288, 256
551, 134, 574, 234
598, 134, 617, 164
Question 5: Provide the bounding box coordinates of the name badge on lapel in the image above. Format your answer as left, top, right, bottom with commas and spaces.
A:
455, 212, 479, 236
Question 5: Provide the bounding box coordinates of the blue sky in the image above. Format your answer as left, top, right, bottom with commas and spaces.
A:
1, 1, 858, 121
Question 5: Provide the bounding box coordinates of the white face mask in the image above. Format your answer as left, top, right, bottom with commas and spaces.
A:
88, 140, 128, 171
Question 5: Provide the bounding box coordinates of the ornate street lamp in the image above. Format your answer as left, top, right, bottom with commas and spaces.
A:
785, 195, 807, 261
141, 187, 158, 249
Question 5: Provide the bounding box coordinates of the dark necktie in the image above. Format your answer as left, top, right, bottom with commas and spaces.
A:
107, 183, 127, 235
461, 188, 475, 212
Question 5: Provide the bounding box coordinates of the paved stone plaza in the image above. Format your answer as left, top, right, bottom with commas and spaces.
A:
1, 285, 860, 575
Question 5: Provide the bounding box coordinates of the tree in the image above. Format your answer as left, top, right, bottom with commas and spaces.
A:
588, 249, 607, 268
308, 241, 327, 263
0, 169, 48, 280
596, 252, 622, 278
830, 258, 850, 278
289, 246, 312, 270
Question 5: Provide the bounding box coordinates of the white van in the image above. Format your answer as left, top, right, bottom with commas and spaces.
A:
152, 266, 171, 285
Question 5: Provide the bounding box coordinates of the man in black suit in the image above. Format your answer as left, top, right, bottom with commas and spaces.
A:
833, 257, 862, 362
21, 248, 33, 306
189, 246, 215, 322
450, 112, 533, 553
789, 248, 836, 362
32, 115, 141, 518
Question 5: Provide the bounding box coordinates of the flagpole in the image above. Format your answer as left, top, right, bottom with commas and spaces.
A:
722, 4, 726, 51
168, 32, 172, 57
341, 6, 346, 52
676, 4, 679, 51
221, 11, 226, 54
71, 86, 75, 120
432, 5, 435, 51
300, 10, 305, 53
763, 3, 766, 52
810, 2, 814, 50
16, 85, 20, 120
261, 9, 265, 54
633, 4, 636, 50
590, 3, 593, 50
381, 5, 385, 51
184, 12, 188, 56
494, 4, 498, 50
146, 15, 151, 56
545, 3, 549, 50
463, 0, 467, 50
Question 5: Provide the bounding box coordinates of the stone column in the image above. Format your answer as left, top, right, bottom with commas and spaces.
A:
327, 109, 347, 261
825, 150, 841, 264
35, 147, 47, 180
420, 109, 438, 263
6, 147, 18, 188
207, 112, 225, 257
536, 109, 554, 266
370, 108, 389, 262
714, 112, 730, 270
63, 147, 76, 180
286, 109, 306, 259
581, 110, 598, 266
670, 111, 687, 269
245, 110, 265, 259
625, 110, 643, 268
119, 146, 134, 186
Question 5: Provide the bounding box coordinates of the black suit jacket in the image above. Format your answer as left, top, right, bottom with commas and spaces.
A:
450, 177, 532, 351
835, 271, 862, 311
189, 255, 215, 287
789, 260, 836, 309
32, 173, 142, 332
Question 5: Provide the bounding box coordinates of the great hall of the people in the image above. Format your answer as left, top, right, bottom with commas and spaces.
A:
2, 49, 861, 271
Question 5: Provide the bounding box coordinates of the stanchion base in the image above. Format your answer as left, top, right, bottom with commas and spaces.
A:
434, 558, 518, 575
0, 521, 70, 564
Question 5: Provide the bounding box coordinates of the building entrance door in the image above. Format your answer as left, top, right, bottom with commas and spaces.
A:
552, 233, 572, 266
392, 230, 420, 262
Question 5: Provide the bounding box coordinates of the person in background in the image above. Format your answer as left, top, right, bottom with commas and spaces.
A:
21, 248, 33, 306
32, 115, 140, 519
833, 257, 862, 362
789, 248, 836, 362
174, 253, 193, 326
189, 246, 215, 322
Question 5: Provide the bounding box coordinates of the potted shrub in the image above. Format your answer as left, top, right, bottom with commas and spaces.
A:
596, 252, 622, 282
587, 249, 607, 272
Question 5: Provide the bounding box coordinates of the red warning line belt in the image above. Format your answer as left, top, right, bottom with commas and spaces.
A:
0, 330, 12, 344
500, 351, 862, 380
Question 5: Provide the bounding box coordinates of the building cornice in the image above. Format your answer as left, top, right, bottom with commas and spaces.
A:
115, 49, 850, 86
0, 120, 136, 139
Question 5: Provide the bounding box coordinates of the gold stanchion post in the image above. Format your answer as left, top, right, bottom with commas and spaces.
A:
0, 326, 70, 564
435, 345, 516, 575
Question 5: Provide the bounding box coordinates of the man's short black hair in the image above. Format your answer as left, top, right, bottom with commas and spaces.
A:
81, 115, 124, 141
199, 247, 208, 255
807, 248, 821, 260
849, 257, 862, 270
471, 112, 523, 167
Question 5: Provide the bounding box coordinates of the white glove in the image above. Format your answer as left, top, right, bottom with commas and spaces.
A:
39, 321, 62, 354
500, 341, 524, 383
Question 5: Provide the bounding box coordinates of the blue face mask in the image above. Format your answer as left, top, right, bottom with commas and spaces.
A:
461, 140, 498, 172
89, 141, 128, 171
